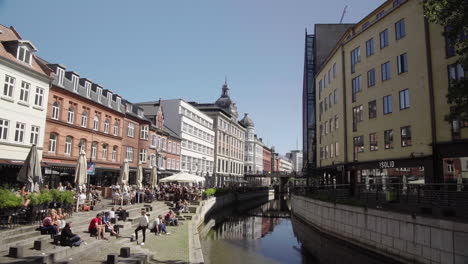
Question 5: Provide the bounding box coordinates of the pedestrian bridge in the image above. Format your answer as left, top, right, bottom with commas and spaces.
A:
243, 171, 301, 178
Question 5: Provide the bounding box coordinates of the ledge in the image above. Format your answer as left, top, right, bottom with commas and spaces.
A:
1, 96, 14, 103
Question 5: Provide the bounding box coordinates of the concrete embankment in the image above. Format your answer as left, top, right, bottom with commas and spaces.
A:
189, 189, 275, 263
291, 194, 468, 264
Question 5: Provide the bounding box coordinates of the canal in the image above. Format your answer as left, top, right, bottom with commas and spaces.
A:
199, 196, 399, 264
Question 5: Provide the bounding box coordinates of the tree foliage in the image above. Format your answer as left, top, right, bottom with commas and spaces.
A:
423, 0, 468, 121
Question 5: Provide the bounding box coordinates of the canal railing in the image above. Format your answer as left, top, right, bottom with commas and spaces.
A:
293, 183, 468, 221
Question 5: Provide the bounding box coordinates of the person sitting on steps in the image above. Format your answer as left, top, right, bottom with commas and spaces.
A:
61, 222, 83, 247
88, 213, 108, 240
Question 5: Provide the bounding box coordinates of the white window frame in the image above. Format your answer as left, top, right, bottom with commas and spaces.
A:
57, 67, 65, 86
19, 81, 30, 103
81, 111, 88, 128
91, 142, 97, 159
14, 122, 25, 143
52, 102, 60, 120
102, 144, 108, 160
34, 87, 44, 107
0, 119, 9, 141
79, 139, 86, 152
67, 107, 74, 124
49, 133, 57, 153
140, 125, 148, 140
97, 87, 102, 103
85, 81, 91, 98
113, 122, 119, 136
126, 146, 133, 161
93, 116, 99, 131
128, 122, 135, 137
112, 146, 117, 161
104, 119, 110, 133
3, 75, 15, 98
30, 125, 39, 145
65, 136, 72, 155
17, 45, 32, 65
72, 75, 79, 92
139, 149, 147, 163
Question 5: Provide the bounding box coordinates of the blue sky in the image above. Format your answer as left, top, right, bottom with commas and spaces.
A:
0, 0, 384, 154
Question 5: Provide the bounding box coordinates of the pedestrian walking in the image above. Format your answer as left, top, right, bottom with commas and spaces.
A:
135, 209, 149, 245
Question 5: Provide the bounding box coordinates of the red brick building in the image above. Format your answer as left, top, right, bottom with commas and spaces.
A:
263, 146, 272, 173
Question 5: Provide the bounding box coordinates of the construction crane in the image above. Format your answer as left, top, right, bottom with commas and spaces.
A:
340, 5, 348, 24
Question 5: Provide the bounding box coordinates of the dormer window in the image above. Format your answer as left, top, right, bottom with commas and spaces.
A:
72, 75, 79, 92
57, 68, 65, 86
116, 97, 121, 111
107, 92, 113, 107
126, 104, 132, 113
97, 88, 102, 103
85, 81, 91, 97
138, 109, 143, 118
17, 46, 31, 65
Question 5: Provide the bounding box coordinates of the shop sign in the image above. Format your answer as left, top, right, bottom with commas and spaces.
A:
379, 160, 395, 169
87, 162, 96, 175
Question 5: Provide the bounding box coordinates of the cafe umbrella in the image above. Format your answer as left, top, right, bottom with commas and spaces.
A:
74, 150, 87, 211
17, 145, 42, 192
150, 165, 158, 188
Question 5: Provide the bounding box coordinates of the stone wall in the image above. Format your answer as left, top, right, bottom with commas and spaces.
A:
291, 194, 468, 264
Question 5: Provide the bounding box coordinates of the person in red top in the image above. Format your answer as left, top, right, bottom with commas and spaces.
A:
88, 213, 107, 240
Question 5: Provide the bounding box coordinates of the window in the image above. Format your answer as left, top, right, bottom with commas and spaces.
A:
72, 75, 79, 92
19, 81, 30, 103
57, 67, 65, 86
168, 141, 172, 153
335, 142, 339, 156
330, 143, 334, 158
366, 38, 374, 57
17, 46, 31, 64
328, 94, 332, 109
324, 98, 328, 111
102, 144, 108, 160
52, 102, 60, 120
448, 63, 465, 83
0, 119, 8, 140
49, 133, 57, 152
65, 136, 72, 155
97, 88, 102, 103
367, 69, 376, 87
112, 146, 118, 161
151, 135, 157, 147
353, 136, 364, 153
393, 0, 402, 7
30, 125, 39, 145
140, 125, 148, 140
352, 76, 361, 102
79, 139, 86, 152
333, 89, 338, 104
127, 123, 135, 137
333, 63, 337, 78
113, 122, 119, 136
34, 87, 44, 107
370, 133, 378, 151
81, 112, 87, 128
350, 47, 360, 73
366, 101, 376, 120
67, 107, 74, 124
401, 126, 412, 147
362, 22, 370, 30
104, 119, 109, 133
395, 19, 406, 40
14, 122, 25, 143
384, 129, 394, 149
327, 69, 331, 83
85, 82, 91, 98
352, 105, 363, 132
91, 142, 97, 159
381, 61, 391, 81
335, 115, 339, 129
376, 10, 385, 19
324, 74, 327, 88
399, 89, 410, 110
383, 95, 393, 114
397, 53, 408, 74
447, 162, 454, 173
319, 80, 323, 97
445, 26, 457, 57
380, 29, 389, 49
162, 138, 167, 150
3, 75, 15, 98
93, 116, 99, 131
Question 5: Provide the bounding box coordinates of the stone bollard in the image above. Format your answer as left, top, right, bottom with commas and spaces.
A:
120, 247, 131, 258
33, 240, 43, 250
107, 254, 118, 264
8, 245, 25, 258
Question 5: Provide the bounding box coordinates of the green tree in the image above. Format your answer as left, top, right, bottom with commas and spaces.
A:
423, 0, 468, 122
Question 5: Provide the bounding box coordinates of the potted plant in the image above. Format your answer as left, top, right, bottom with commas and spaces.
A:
0, 189, 24, 213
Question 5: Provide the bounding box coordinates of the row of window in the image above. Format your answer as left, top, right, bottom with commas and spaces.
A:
0, 118, 40, 145
181, 139, 214, 155
351, 53, 408, 103
318, 63, 338, 98
319, 142, 340, 160
319, 115, 339, 137
181, 155, 213, 173
351, 18, 406, 74
179, 106, 213, 129
353, 126, 412, 155
48, 134, 119, 161
150, 134, 180, 154
182, 122, 214, 143
217, 158, 243, 174
218, 118, 244, 139
3, 75, 45, 108
217, 131, 244, 160
319, 89, 339, 117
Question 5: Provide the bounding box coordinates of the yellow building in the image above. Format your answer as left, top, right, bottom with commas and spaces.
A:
315, 0, 467, 184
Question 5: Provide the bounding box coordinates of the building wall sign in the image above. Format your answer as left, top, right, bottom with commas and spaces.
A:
379, 161, 395, 169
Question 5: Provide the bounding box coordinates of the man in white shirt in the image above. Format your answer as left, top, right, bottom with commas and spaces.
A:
135, 209, 149, 245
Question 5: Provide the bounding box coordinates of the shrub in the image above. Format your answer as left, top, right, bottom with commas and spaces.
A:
30, 191, 53, 206
60, 191, 74, 205
203, 188, 217, 197
0, 189, 24, 208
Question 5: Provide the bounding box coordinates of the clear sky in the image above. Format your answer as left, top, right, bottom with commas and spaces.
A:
0, 0, 384, 155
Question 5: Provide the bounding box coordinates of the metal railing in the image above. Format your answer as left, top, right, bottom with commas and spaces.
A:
293, 183, 468, 221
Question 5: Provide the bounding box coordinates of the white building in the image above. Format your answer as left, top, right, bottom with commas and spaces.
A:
192, 82, 246, 186
277, 155, 293, 173
286, 150, 303, 172
240, 113, 264, 174
151, 99, 215, 178
0, 25, 51, 180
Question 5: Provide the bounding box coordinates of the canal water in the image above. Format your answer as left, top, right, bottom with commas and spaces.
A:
199, 197, 399, 264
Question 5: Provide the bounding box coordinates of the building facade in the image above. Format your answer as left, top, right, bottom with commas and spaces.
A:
286, 150, 303, 172
240, 113, 264, 174
314, 0, 468, 185
263, 146, 272, 173
140, 99, 215, 180
0, 25, 52, 184
277, 155, 293, 173
191, 82, 246, 186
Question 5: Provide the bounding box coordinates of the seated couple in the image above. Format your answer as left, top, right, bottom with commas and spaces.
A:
88, 213, 120, 240
149, 215, 171, 236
